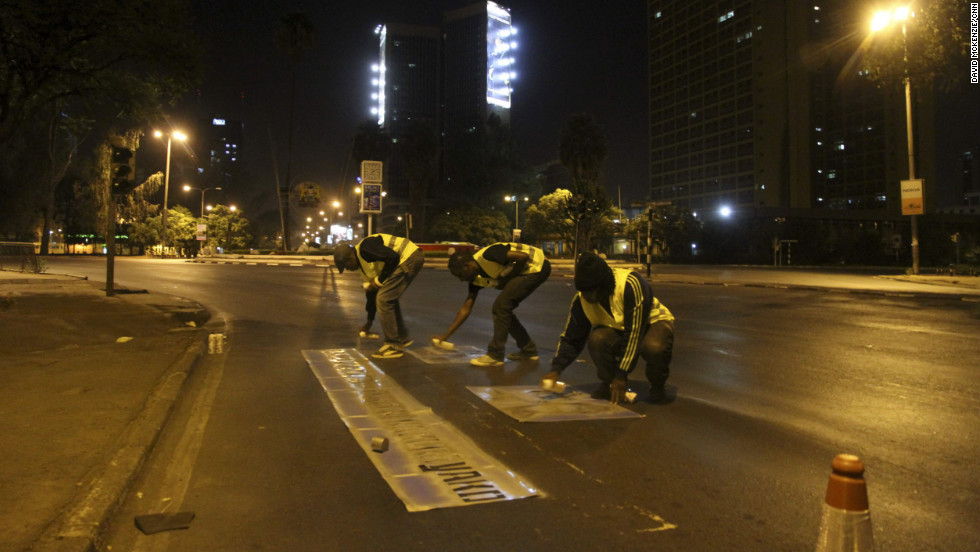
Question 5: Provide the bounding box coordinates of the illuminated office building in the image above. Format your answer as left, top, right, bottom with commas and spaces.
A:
372, 23, 441, 200
646, 1, 953, 218
201, 115, 243, 192
370, 2, 516, 200
443, 1, 515, 136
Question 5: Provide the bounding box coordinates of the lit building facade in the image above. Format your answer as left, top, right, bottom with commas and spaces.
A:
369, 1, 517, 201
442, 1, 514, 138
200, 116, 243, 192
372, 23, 441, 200
646, 1, 946, 218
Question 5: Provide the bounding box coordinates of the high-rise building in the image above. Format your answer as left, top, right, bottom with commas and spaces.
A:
372, 1, 516, 202
372, 23, 441, 200
200, 115, 244, 192
370, 1, 516, 202
646, 1, 952, 219
442, 1, 514, 139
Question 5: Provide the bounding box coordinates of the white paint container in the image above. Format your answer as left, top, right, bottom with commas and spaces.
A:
208, 333, 225, 354
371, 437, 389, 453
431, 338, 455, 350
541, 379, 567, 394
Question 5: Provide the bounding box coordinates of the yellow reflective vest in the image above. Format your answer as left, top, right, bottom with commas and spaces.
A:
472, 243, 546, 288
355, 233, 419, 282
579, 268, 674, 330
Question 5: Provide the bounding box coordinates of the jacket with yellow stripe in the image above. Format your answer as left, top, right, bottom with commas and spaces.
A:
552, 268, 673, 379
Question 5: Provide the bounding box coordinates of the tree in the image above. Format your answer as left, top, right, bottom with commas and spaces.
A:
558, 113, 611, 254
624, 205, 702, 262
859, 0, 972, 90
398, 119, 438, 241
427, 207, 510, 246
0, 0, 201, 242
523, 189, 575, 249
275, 12, 316, 251
442, 113, 533, 207
206, 205, 252, 251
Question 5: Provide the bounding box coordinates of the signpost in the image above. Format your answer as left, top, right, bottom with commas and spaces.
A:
360, 161, 383, 235
901, 179, 924, 215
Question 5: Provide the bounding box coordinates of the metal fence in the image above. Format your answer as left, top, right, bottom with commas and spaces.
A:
0, 242, 41, 273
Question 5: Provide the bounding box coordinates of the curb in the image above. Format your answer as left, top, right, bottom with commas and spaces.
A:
30, 332, 209, 552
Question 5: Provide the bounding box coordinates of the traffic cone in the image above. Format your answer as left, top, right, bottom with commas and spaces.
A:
814, 454, 874, 551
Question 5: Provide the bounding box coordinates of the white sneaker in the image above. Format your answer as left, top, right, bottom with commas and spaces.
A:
372, 344, 404, 359
469, 354, 504, 367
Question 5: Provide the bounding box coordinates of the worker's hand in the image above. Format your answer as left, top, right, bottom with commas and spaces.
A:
363, 280, 380, 292
540, 370, 561, 386
609, 377, 628, 404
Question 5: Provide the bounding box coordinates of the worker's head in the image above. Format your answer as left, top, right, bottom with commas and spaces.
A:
448, 251, 478, 282
333, 243, 358, 273
574, 252, 615, 303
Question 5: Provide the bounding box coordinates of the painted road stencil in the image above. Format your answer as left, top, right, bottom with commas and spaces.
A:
468, 386, 644, 423
303, 349, 541, 512
407, 344, 484, 364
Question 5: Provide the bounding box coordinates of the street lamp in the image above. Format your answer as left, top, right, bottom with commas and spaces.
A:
154, 129, 187, 255
870, 6, 919, 274
505, 195, 529, 241
183, 184, 221, 218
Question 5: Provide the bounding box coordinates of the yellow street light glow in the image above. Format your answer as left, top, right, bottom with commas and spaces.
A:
871, 7, 912, 31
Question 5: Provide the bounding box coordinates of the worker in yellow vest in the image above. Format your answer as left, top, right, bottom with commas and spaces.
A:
437, 242, 551, 367
333, 234, 425, 359
542, 252, 675, 404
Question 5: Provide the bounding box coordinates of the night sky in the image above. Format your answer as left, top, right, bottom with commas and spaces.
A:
183, 0, 649, 213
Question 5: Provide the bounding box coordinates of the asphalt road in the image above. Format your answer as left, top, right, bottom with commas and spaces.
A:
46, 257, 980, 551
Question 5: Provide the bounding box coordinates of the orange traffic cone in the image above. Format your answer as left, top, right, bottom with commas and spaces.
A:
814, 454, 874, 551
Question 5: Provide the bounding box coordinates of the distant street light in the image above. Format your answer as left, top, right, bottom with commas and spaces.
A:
870, 6, 920, 274
183, 184, 221, 218
154, 129, 187, 254
505, 194, 529, 234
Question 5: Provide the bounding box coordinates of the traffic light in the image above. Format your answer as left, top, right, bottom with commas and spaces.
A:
110, 145, 136, 194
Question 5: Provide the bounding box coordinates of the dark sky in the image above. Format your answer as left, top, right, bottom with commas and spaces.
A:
184, 0, 649, 213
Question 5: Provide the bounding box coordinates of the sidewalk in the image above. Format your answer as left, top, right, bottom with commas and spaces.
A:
1, 261, 977, 552
0, 270, 211, 552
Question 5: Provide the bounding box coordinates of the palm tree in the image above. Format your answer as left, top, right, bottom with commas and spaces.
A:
275, 12, 315, 251
559, 113, 611, 254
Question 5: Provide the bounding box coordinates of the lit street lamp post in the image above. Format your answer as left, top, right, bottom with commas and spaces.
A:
871, 6, 919, 274
505, 195, 528, 242
154, 130, 187, 255
183, 185, 222, 218
184, 185, 221, 257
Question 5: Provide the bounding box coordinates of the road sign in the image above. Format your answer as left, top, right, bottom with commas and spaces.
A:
361, 183, 382, 214
901, 179, 924, 215
361, 160, 383, 183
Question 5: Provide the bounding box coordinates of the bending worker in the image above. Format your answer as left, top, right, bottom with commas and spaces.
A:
542, 252, 675, 404
436, 242, 551, 367
333, 233, 424, 359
